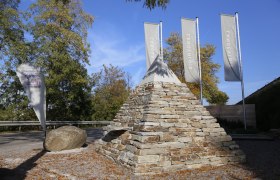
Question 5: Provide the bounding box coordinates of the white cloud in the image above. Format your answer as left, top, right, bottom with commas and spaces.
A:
87, 24, 145, 74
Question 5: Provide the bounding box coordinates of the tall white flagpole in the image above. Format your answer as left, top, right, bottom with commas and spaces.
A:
160, 21, 163, 60
196, 17, 203, 105
235, 12, 247, 130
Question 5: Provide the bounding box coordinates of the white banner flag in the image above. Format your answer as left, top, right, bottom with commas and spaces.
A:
181, 18, 200, 82
144, 23, 160, 70
16, 64, 46, 131
221, 14, 241, 81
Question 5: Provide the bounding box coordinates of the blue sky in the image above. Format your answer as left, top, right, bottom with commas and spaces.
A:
21, 0, 280, 104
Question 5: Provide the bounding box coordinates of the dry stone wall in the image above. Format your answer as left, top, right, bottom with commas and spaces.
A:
97, 82, 245, 175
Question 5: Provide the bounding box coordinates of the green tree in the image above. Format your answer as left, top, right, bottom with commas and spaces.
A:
92, 65, 131, 121
164, 32, 229, 104
28, 0, 94, 120
0, 0, 27, 62
127, 0, 170, 9
0, 0, 35, 120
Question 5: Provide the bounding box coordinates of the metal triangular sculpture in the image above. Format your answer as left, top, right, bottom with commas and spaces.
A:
97, 61, 245, 175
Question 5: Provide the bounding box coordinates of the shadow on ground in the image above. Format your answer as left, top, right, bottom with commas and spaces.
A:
86, 128, 104, 143
0, 128, 103, 179
236, 138, 280, 179
0, 150, 46, 180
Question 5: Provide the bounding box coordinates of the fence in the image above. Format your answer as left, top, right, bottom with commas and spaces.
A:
1, 105, 257, 130
205, 104, 256, 128
0, 121, 111, 131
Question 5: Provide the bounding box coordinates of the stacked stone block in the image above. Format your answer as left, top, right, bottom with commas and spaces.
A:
97, 82, 245, 175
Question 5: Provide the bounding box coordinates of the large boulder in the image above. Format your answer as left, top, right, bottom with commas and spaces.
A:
44, 126, 87, 151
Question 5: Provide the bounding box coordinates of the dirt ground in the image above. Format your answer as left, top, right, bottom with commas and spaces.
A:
0, 128, 280, 179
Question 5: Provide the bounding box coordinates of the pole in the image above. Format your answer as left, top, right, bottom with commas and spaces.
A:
196, 17, 203, 105
160, 21, 163, 61
43, 126, 47, 150
235, 12, 247, 130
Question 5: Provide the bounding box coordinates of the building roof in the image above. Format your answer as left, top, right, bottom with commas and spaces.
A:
237, 77, 280, 104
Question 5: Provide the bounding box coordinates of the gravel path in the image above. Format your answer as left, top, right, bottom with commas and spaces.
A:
0, 128, 279, 179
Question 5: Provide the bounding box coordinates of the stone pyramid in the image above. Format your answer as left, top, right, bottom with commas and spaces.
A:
97, 59, 245, 175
